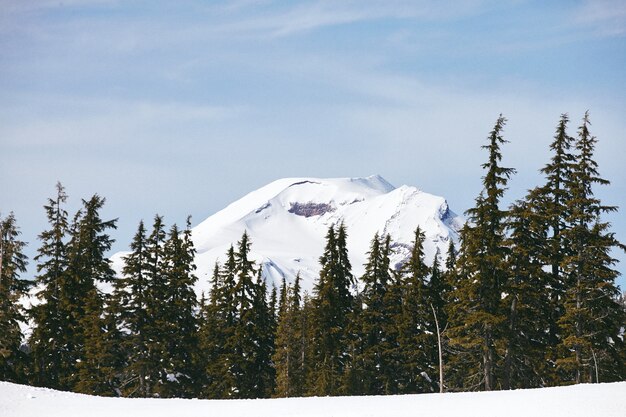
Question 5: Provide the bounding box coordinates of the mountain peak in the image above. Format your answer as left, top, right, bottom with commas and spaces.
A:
113, 176, 463, 294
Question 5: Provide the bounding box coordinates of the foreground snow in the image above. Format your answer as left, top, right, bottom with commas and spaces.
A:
2, 381, 624, 417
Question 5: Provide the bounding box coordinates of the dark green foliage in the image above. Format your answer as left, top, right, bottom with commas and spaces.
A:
0, 212, 30, 383
395, 227, 438, 393
502, 199, 551, 389
201, 258, 235, 398
309, 223, 354, 396
65, 195, 117, 393
557, 113, 625, 383
157, 218, 199, 398
74, 288, 121, 396
273, 273, 308, 398
199, 232, 275, 399
447, 115, 515, 391
111, 220, 151, 397
30, 183, 71, 389
348, 233, 396, 395
529, 114, 578, 383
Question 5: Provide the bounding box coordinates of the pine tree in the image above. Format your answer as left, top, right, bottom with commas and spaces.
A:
202, 247, 238, 398
273, 273, 306, 397
65, 195, 117, 393
0, 212, 30, 383
228, 231, 261, 398
351, 233, 395, 395
529, 114, 577, 383
557, 112, 625, 383
309, 223, 354, 396
30, 183, 70, 389
112, 220, 151, 397
198, 261, 233, 398
74, 288, 121, 396
502, 199, 551, 389
396, 227, 438, 393
157, 218, 199, 398
251, 270, 276, 398
447, 115, 515, 391
142, 215, 168, 396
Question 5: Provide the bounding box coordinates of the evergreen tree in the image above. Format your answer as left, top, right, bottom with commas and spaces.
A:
142, 215, 168, 396
351, 233, 395, 395
65, 195, 117, 393
74, 288, 121, 396
447, 115, 515, 391
273, 273, 306, 397
112, 220, 151, 397
227, 231, 261, 398
30, 183, 70, 389
157, 218, 199, 398
309, 223, 354, 396
202, 246, 238, 398
396, 227, 438, 393
502, 199, 551, 389
198, 261, 233, 398
530, 114, 577, 383
557, 112, 625, 383
0, 212, 30, 383
251, 270, 276, 398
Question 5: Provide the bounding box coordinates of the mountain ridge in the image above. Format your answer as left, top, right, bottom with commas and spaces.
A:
111, 175, 463, 294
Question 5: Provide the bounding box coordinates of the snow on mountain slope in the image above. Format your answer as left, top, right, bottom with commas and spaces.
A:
2, 381, 625, 417
111, 175, 463, 294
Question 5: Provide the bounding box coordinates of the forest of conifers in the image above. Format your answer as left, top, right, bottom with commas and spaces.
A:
1, 112, 624, 398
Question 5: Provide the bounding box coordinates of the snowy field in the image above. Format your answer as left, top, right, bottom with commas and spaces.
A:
1, 381, 624, 417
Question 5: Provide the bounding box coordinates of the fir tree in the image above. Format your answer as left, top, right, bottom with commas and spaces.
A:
112, 220, 151, 397
309, 223, 354, 396
447, 115, 515, 391
502, 199, 551, 389
74, 288, 121, 396
530, 114, 577, 382
557, 112, 625, 383
65, 195, 117, 392
30, 183, 70, 389
273, 273, 306, 397
0, 212, 30, 383
251, 270, 276, 398
157, 218, 199, 398
142, 215, 168, 396
198, 262, 233, 398
351, 233, 395, 395
396, 227, 438, 393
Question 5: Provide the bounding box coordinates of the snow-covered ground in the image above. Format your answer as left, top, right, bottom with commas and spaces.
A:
2, 381, 624, 417
111, 175, 463, 295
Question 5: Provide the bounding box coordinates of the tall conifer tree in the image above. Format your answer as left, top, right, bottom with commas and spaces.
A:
309, 223, 354, 396
0, 212, 29, 383
396, 227, 438, 393
447, 115, 515, 391
557, 112, 625, 383
30, 183, 70, 389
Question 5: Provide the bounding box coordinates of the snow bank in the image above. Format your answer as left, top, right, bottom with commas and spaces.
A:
2, 381, 624, 417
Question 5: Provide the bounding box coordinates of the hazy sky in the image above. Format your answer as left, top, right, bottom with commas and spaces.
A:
1, 0, 625, 287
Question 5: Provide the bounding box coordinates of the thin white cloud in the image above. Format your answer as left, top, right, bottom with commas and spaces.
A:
211, 0, 500, 39
0, 96, 245, 147
572, 0, 626, 37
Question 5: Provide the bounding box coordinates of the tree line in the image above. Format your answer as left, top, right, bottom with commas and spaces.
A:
1, 112, 624, 398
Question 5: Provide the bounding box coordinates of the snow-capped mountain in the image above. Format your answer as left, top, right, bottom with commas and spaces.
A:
112, 175, 463, 294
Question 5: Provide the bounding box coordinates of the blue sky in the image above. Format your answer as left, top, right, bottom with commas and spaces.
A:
1, 0, 625, 288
